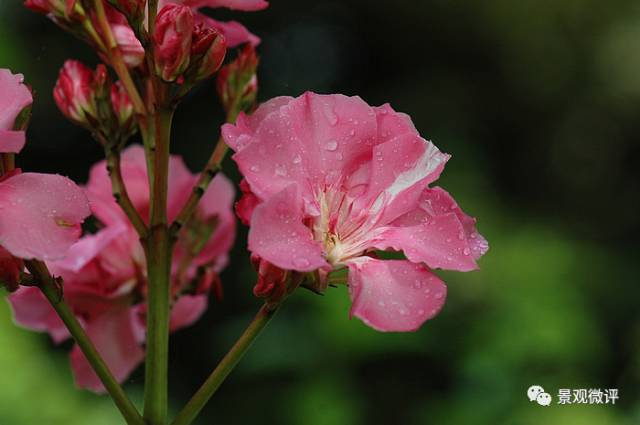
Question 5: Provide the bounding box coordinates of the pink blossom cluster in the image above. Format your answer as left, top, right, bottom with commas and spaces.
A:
1, 0, 488, 407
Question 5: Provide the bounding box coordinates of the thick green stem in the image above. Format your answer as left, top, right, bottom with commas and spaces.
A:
25, 261, 144, 425
143, 106, 174, 425
170, 304, 279, 425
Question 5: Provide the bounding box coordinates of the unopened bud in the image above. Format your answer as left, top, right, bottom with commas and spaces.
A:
153, 4, 194, 82
216, 43, 258, 114
53, 60, 98, 127
189, 24, 226, 83
111, 24, 145, 68
251, 255, 288, 306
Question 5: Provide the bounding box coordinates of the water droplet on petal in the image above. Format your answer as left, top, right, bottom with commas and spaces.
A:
326, 140, 338, 151
293, 257, 310, 268
274, 164, 287, 177
250, 165, 260, 172
463, 247, 471, 256
292, 154, 302, 164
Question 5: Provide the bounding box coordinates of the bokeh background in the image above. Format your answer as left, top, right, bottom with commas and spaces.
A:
1, 0, 639, 424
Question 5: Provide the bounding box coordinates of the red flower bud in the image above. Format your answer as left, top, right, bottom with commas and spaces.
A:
190, 24, 227, 82
153, 4, 194, 82
252, 256, 288, 305
111, 24, 145, 68
53, 60, 98, 127
216, 43, 258, 113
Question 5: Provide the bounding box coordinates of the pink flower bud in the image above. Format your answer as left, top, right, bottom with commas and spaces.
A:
110, 81, 136, 136
216, 43, 258, 113
190, 24, 227, 82
153, 4, 195, 82
252, 256, 288, 305
53, 60, 98, 127
111, 24, 145, 68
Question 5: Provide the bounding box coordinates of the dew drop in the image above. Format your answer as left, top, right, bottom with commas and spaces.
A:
293, 257, 310, 268
274, 164, 287, 177
326, 140, 338, 151
292, 154, 302, 164
250, 165, 260, 172
463, 247, 471, 256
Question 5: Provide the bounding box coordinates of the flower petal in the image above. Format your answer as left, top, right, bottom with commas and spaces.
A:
248, 184, 328, 272
195, 14, 260, 47
169, 295, 208, 331
0, 69, 32, 131
70, 306, 144, 393
0, 130, 26, 153
0, 173, 90, 261
347, 257, 447, 332
8, 286, 70, 343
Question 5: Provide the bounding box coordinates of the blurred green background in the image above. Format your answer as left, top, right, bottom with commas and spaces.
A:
1, 0, 639, 424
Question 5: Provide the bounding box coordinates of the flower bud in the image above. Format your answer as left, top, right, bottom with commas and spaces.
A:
216, 43, 258, 114
252, 255, 288, 306
111, 24, 145, 68
110, 81, 137, 138
153, 4, 195, 82
189, 24, 227, 83
53, 60, 98, 127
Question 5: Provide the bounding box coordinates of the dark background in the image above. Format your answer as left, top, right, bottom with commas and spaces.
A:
1, 1, 639, 424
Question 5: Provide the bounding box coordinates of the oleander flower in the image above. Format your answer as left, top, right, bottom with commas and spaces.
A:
223, 92, 488, 332
0, 69, 33, 153
9, 145, 236, 392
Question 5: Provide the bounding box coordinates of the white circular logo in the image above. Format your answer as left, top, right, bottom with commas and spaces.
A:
527, 385, 552, 406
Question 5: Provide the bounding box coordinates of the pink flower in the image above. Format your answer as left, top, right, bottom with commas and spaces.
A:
222, 92, 488, 332
9, 145, 236, 392
0, 172, 91, 261
162, 0, 267, 47
0, 69, 33, 154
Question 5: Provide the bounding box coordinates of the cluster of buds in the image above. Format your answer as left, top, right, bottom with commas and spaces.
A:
54, 60, 136, 144
153, 4, 227, 84
216, 43, 258, 115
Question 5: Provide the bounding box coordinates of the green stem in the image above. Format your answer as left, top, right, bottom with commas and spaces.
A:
170, 304, 279, 425
25, 261, 145, 425
143, 106, 174, 425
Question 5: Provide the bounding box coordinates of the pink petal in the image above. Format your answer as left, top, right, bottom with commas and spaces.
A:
358, 134, 449, 219
372, 187, 487, 271
194, 173, 236, 267
195, 14, 260, 47
0, 173, 90, 261
186, 0, 268, 11
70, 306, 144, 393
347, 258, 447, 332
8, 287, 70, 343
51, 224, 126, 273
0, 69, 32, 131
248, 184, 328, 272
169, 295, 208, 331
285, 92, 378, 187
373, 103, 419, 143
86, 144, 195, 226
0, 130, 26, 153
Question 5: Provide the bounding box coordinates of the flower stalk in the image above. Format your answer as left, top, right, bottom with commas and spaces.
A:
170, 303, 279, 425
